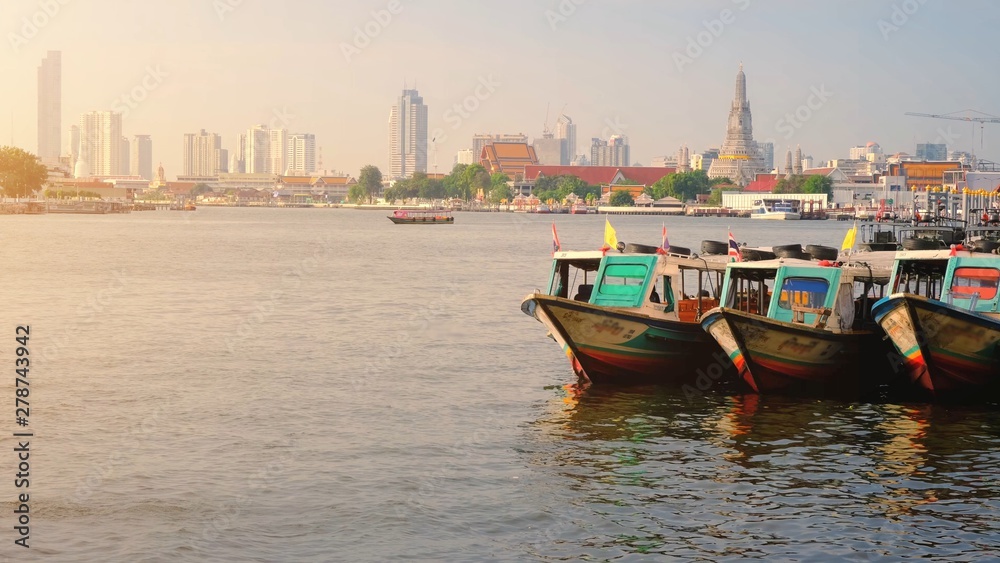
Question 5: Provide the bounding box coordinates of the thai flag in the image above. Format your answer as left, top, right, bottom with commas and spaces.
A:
551, 222, 561, 254
728, 230, 741, 262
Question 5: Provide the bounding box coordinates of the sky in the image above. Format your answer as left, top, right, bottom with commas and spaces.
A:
2, 0, 999, 180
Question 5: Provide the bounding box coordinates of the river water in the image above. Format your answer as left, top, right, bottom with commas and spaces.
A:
2, 208, 999, 561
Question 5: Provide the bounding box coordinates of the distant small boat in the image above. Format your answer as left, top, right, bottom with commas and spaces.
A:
535, 204, 552, 214
570, 203, 589, 215
170, 203, 196, 211
387, 209, 454, 224
750, 199, 800, 220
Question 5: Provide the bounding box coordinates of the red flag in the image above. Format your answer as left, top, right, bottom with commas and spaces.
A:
551, 222, 561, 255
657, 223, 669, 254
728, 230, 742, 262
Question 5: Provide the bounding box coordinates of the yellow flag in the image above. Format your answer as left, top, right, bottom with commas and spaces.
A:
841, 221, 857, 251
603, 218, 618, 250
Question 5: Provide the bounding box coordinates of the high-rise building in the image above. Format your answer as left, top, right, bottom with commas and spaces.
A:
759, 141, 774, 172
455, 149, 474, 165
555, 115, 576, 165
676, 145, 691, 172
707, 65, 768, 186
79, 111, 123, 176
917, 143, 947, 161
67, 124, 80, 168
286, 133, 316, 175
38, 51, 61, 164
268, 128, 288, 174
183, 129, 223, 176
233, 133, 247, 174
131, 135, 153, 180
245, 125, 269, 174
388, 89, 428, 179
590, 135, 630, 167
533, 133, 565, 166
216, 149, 229, 174
120, 137, 130, 175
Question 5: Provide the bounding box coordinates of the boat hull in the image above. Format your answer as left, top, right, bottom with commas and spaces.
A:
751, 212, 800, 220
521, 294, 735, 385
701, 308, 893, 397
387, 216, 454, 224
873, 294, 1000, 399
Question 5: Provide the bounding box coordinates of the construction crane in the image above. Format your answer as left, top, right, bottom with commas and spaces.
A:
904, 110, 1000, 160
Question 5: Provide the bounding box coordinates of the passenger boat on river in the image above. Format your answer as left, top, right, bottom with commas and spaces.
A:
872, 248, 1000, 400
387, 209, 454, 224
521, 243, 736, 385
700, 256, 897, 397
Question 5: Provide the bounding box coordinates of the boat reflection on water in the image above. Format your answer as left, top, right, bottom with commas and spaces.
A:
527, 385, 1000, 560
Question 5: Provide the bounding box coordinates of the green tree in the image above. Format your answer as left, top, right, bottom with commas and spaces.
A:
774, 175, 807, 194
348, 183, 367, 203
419, 178, 446, 200
490, 172, 510, 190
801, 175, 833, 196
670, 170, 713, 202
0, 146, 48, 198
648, 174, 674, 199
487, 183, 512, 205
609, 190, 635, 206
357, 165, 383, 203
192, 183, 214, 196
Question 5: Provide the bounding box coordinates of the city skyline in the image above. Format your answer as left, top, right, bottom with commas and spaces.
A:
2, 1, 1000, 180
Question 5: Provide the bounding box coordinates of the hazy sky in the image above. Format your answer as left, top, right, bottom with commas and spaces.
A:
2, 0, 999, 179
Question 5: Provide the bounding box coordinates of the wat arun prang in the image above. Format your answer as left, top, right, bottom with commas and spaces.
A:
707, 64, 768, 186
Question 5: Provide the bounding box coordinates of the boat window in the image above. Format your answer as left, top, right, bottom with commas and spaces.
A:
597, 263, 648, 296
778, 277, 830, 310
950, 267, 1000, 300
662, 276, 675, 312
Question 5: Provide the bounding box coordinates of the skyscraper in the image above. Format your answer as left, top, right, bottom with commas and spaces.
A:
67, 124, 80, 168
555, 114, 576, 165
590, 136, 630, 167
245, 125, 269, 174
286, 133, 316, 175
132, 135, 153, 180
759, 141, 774, 172
183, 129, 223, 176
707, 65, 767, 186
916, 143, 947, 161
268, 128, 288, 174
120, 136, 130, 175
233, 133, 247, 173
79, 111, 123, 176
388, 89, 428, 179
38, 51, 61, 164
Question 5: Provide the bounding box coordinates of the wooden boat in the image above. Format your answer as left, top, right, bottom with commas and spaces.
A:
387, 209, 454, 224
872, 248, 1000, 399
700, 257, 897, 397
521, 245, 737, 385
570, 203, 589, 215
